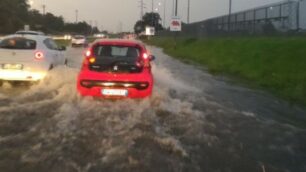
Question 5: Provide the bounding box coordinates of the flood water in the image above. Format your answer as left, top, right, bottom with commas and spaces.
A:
0, 46, 305, 172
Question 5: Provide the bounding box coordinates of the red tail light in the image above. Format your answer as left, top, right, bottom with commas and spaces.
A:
142, 52, 150, 67
143, 53, 149, 60
35, 51, 44, 60
85, 49, 92, 57
82, 49, 95, 70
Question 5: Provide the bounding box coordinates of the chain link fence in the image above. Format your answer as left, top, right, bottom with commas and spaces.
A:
158, 0, 306, 37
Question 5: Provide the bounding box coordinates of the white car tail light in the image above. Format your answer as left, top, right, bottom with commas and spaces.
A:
35, 51, 44, 60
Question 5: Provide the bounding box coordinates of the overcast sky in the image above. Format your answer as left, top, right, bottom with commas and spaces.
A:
30, 0, 282, 32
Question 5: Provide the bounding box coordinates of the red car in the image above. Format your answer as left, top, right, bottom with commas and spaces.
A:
77, 39, 155, 98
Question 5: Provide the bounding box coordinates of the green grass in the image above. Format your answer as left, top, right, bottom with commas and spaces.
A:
54, 39, 71, 47
146, 36, 306, 106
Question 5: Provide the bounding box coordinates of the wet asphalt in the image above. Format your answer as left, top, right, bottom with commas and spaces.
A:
0, 46, 305, 172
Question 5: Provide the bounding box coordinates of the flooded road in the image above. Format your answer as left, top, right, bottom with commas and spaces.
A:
0, 46, 305, 172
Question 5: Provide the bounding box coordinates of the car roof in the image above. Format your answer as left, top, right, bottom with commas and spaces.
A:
93, 39, 144, 47
1, 34, 51, 42
15, 30, 45, 35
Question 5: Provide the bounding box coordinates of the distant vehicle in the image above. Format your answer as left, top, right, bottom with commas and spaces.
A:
0, 34, 67, 82
71, 35, 87, 47
93, 33, 107, 38
77, 39, 155, 98
15, 30, 45, 36
122, 34, 136, 39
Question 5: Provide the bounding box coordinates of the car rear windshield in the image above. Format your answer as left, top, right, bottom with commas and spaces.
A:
0, 37, 36, 50
93, 45, 140, 61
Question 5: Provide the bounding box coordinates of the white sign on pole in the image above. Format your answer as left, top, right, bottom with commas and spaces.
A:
145, 26, 155, 36
170, 16, 182, 32
24, 25, 30, 31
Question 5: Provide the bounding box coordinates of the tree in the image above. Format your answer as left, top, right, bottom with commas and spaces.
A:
133, 12, 163, 35
0, 0, 94, 35
0, 0, 29, 33
134, 20, 145, 34
142, 12, 163, 31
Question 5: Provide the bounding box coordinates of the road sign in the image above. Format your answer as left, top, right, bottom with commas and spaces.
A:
170, 17, 181, 32
145, 26, 155, 36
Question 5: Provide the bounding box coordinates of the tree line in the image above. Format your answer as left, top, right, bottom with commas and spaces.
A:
134, 12, 163, 34
0, 0, 99, 35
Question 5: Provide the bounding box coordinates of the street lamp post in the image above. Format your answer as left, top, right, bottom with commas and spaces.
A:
151, 0, 154, 27
42, 4, 46, 15
187, 0, 190, 23
75, 10, 78, 23
228, 0, 232, 31
163, 0, 166, 27
175, 0, 178, 16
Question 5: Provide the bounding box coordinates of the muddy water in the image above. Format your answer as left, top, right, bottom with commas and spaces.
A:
0, 46, 305, 172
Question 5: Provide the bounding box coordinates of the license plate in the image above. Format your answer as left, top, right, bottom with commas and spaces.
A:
101, 89, 128, 96
2, 64, 23, 70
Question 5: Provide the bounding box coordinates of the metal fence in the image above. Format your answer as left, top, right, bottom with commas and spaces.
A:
159, 0, 306, 37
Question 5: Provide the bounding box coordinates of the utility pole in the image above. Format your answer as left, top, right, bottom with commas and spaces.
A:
89, 20, 92, 35
174, 0, 179, 49
228, 0, 232, 31
187, 0, 190, 23
175, 0, 178, 16
163, 0, 166, 27
152, 0, 154, 13
140, 0, 144, 19
75, 10, 78, 23
42, 4, 46, 15
151, 0, 154, 27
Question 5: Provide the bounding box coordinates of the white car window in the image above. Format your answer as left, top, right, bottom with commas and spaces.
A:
0, 37, 36, 50
44, 38, 59, 50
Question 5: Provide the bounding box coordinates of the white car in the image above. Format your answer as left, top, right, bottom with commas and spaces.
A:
0, 34, 67, 82
71, 35, 87, 47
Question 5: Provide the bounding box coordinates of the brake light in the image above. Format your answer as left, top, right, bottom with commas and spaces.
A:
85, 49, 92, 57
142, 53, 150, 67
143, 53, 149, 60
35, 51, 44, 60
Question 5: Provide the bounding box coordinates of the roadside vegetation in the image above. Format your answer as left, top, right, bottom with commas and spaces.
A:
0, 0, 99, 35
146, 36, 306, 106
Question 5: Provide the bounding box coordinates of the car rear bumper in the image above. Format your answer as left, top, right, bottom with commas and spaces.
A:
77, 78, 153, 98
77, 85, 152, 98
0, 70, 47, 81
72, 41, 86, 46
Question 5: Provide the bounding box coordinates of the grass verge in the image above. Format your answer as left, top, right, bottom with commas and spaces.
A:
146, 36, 306, 106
